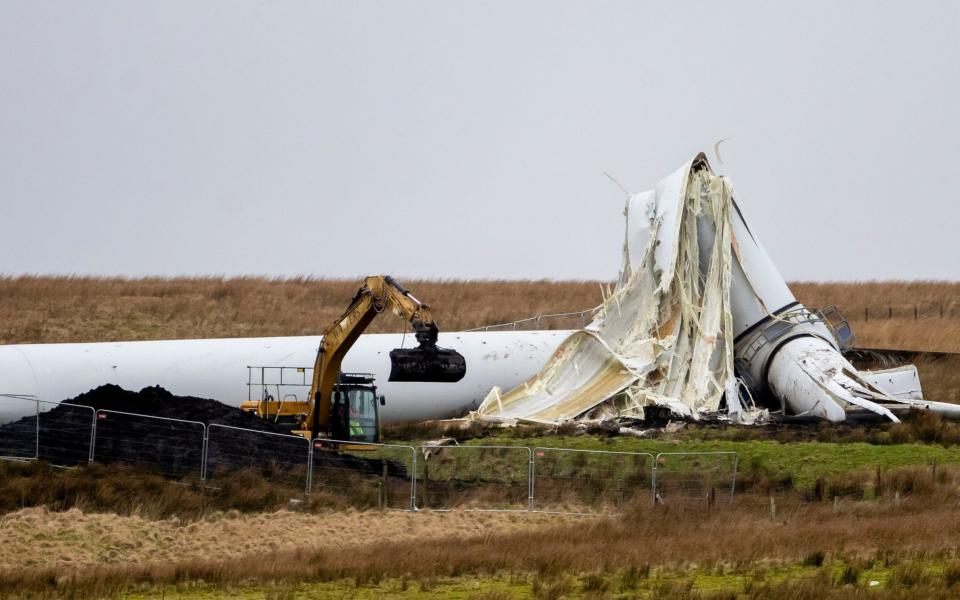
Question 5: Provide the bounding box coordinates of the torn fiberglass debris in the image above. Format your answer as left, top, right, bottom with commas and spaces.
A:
473, 154, 960, 426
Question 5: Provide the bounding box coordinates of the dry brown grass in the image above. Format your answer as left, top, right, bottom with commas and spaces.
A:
0, 461, 337, 520
1, 276, 957, 351
792, 280, 960, 352
4, 490, 960, 598
0, 276, 604, 343
0, 503, 566, 574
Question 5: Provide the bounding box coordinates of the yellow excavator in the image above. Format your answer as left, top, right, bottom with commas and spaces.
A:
240, 276, 466, 443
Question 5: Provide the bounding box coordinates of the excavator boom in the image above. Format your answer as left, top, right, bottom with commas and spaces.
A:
303, 275, 466, 439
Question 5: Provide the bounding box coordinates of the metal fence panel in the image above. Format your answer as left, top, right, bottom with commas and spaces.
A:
38, 401, 95, 467
0, 395, 39, 462
311, 439, 416, 510
3, 394, 743, 516
205, 424, 310, 491
653, 452, 739, 507
416, 445, 532, 511
93, 410, 205, 479
532, 447, 655, 514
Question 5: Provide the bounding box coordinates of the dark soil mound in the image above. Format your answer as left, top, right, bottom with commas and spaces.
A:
0, 385, 406, 482
62, 384, 306, 432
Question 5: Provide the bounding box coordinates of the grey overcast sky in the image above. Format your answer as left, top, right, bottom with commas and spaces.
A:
0, 2, 957, 281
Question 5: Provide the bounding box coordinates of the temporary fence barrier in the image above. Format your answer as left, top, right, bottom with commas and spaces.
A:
652, 451, 738, 507
38, 401, 96, 467
311, 439, 416, 511
93, 410, 205, 479
531, 447, 655, 514
416, 445, 532, 511
2, 400, 741, 515
0, 395, 42, 462
204, 424, 311, 492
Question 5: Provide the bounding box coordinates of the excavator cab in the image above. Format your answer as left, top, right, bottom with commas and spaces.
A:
328, 373, 382, 443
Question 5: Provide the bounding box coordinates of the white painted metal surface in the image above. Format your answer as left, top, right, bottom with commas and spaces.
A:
767, 337, 895, 422
722, 201, 798, 338
0, 330, 568, 424
860, 365, 923, 401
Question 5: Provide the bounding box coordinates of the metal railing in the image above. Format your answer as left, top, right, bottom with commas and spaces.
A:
246, 365, 313, 403
0, 397, 738, 515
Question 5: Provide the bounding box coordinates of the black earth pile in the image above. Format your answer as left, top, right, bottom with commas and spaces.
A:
0, 384, 406, 481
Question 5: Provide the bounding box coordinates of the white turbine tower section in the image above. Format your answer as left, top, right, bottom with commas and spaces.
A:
0, 331, 568, 424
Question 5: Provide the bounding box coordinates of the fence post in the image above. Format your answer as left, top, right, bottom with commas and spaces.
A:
34, 399, 39, 461
378, 462, 386, 511
88, 409, 97, 464
89, 412, 102, 464
422, 455, 429, 509
527, 447, 535, 512
730, 455, 739, 500
305, 439, 313, 495
651, 456, 658, 506
200, 424, 209, 482
864, 307, 869, 322
410, 447, 417, 511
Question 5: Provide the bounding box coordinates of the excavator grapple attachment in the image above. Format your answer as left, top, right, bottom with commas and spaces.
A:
389, 346, 467, 382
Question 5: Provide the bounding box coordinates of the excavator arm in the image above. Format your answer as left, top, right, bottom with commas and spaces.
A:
303, 275, 466, 439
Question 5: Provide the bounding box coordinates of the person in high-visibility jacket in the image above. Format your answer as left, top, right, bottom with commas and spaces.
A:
349, 418, 364, 438
348, 406, 365, 438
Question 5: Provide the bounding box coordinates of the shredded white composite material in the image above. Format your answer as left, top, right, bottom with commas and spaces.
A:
475, 154, 960, 426
475, 155, 738, 425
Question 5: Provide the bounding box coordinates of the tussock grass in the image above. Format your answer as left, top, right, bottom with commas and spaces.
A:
0, 461, 345, 519
2, 276, 958, 349
0, 276, 604, 343
792, 280, 960, 352
5, 492, 960, 598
